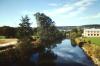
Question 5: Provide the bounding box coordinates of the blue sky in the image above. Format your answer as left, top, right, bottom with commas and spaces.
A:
0, 0, 100, 27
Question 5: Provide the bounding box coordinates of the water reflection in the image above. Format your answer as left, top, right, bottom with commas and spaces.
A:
31, 49, 57, 66
70, 39, 77, 47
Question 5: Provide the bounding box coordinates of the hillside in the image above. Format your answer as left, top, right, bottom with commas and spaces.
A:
57, 24, 100, 31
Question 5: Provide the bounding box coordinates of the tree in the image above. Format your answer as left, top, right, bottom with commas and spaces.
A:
34, 12, 65, 44
72, 28, 78, 33
17, 15, 33, 43
34, 13, 53, 40
70, 28, 83, 39
34, 12, 54, 27
15, 15, 34, 60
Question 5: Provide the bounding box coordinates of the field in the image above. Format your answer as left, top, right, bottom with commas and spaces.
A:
83, 37, 100, 46
0, 36, 6, 39
0, 39, 17, 44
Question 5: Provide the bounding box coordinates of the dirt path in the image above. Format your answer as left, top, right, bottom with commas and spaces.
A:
0, 39, 17, 47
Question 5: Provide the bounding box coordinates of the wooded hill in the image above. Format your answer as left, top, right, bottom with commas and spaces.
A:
57, 24, 100, 31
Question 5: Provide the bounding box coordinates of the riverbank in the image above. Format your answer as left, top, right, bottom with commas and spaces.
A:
75, 38, 100, 66
82, 44, 100, 66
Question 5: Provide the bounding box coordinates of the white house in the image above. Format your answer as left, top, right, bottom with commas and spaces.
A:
83, 28, 100, 37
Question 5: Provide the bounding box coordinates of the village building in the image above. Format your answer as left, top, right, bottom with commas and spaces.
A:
83, 28, 100, 37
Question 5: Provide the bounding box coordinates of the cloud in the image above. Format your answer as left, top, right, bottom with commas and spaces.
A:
80, 13, 100, 19
74, 0, 96, 7
48, 3, 58, 7
44, 0, 96, 17
67, 6, 86, 17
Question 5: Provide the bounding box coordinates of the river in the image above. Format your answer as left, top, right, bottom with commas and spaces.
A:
30, 39, 94, 66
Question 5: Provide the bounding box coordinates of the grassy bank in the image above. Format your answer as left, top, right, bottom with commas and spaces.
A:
82, 44, 100, 66
83, 37, 100, 46
75, 37, 100, 66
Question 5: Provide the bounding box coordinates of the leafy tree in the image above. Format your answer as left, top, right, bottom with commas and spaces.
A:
34, 12, 65, 43
72, 28, 78, 33
16, 15, 34, 58
17, 15, 33, 43
70, 28, 83, 39
34, 13, 54, 40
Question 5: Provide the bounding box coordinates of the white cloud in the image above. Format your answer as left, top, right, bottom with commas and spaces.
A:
68, 6, 86, 17
80, 13, 100, 19
74, 0, 96, 7
48, 3, 58, 7
44, 0, 96, 17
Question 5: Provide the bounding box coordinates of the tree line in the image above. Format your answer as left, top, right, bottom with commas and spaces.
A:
0, 26, 17, 38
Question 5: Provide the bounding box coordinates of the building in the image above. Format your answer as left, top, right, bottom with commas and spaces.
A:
83, 28, 100, 37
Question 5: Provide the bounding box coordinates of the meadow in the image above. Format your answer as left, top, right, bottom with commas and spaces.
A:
84, 37, 100, 46
0, 36, 6, 39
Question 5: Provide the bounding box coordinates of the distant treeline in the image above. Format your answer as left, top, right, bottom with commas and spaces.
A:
57, 24, 100, 31
81, 24, 100, 28
0, 26, 37, 38
0, 26, 17, 38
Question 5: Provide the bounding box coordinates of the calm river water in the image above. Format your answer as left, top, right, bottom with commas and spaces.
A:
30, 39, 94, 66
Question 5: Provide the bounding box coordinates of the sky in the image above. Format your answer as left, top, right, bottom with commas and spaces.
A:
0, 0, 100, 27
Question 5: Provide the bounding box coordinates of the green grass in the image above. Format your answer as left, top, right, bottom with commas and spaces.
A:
83, 37, 100, 46
0, 36, 6, 39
